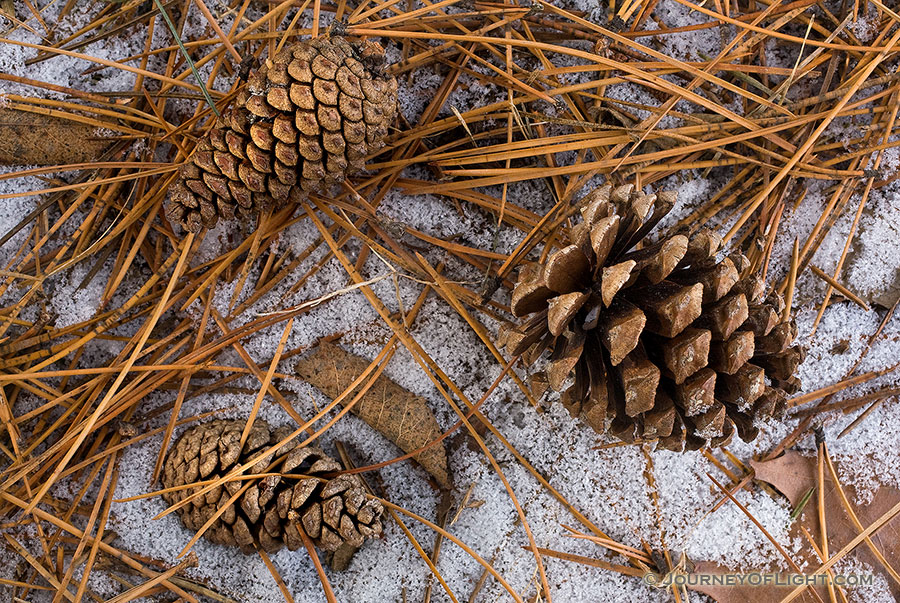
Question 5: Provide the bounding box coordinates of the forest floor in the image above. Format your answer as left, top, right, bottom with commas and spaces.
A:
1, 0, 900, 601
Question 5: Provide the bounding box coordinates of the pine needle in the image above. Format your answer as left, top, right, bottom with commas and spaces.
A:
153, 0, 220, 117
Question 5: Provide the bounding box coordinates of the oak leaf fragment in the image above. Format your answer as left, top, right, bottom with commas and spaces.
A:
295, 341, 452, 489
752, 451, 900, 595
691, 451, 900, 602
749, 450, 816, 507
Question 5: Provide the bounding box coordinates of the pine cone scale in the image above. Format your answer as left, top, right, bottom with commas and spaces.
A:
674, 367, 716, 415
598, 299, 644, 366
709, 330, 754, 374
619, 347, 659, 416
599, 260, 635, 306
631, 281, 703, 338
658, 327, 710, 384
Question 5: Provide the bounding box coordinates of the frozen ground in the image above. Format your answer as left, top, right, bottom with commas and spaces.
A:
2, 1, 900, 602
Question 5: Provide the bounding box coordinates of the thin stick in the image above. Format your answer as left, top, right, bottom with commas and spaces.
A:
192, 0, 242, 62
105, 553, 198, 603
809, 265, 869, 310
239, 316, 294, 449
293, 517, 337, 603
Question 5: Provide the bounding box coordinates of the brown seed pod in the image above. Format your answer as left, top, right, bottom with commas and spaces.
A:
161, 419, 384, 563
166, 37, 398, 232
501, 183, 804, 451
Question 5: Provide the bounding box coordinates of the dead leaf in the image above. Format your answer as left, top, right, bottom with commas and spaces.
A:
754, 451, 900, 593
0, 107, 112, 165
692, 451, 900, 602
749, 450, 816, 507
872, 283, 900, 311
295, 341, 452, 489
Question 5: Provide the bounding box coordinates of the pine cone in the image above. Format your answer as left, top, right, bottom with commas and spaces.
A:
161, 419, 384, 559
166, 36, 398, 232
501, 183, 804, 451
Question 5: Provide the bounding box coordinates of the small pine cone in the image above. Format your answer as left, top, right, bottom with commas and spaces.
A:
502, 183, 804, 451
161, 419, 384, 558
166, 37, 398, 232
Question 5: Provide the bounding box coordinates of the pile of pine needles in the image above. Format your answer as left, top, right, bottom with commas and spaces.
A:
1, 0, 900, 600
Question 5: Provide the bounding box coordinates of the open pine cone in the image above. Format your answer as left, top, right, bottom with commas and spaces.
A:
161, 419, 384, 561
167, 36, 398, 232
501, 183, 804, 451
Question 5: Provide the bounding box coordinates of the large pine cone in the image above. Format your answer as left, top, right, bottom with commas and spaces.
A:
167, 36, 398, 232
161, 419, 384, 557
501, 183, 804, 451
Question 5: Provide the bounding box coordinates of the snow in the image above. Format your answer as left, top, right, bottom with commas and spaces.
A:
3, 1, 900, 602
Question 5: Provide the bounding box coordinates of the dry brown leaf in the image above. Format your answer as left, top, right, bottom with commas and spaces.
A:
754, 451, 900, 593
749, 450, 816, 507
871, 284, 900, 312
692, 451, 900, 602
0, 107, 112, 165
295, 341, 452, 489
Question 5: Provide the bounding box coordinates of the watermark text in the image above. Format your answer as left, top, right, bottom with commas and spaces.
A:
643, 572, 873, 588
